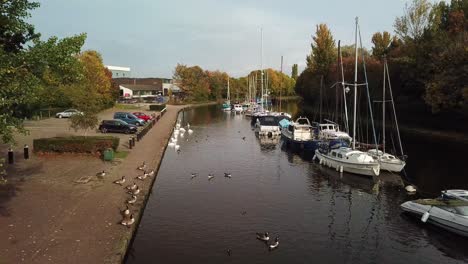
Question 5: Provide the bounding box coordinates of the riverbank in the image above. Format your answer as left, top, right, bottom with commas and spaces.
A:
0, 105, 187, 263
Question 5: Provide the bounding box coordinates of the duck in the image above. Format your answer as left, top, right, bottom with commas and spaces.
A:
128, 187, 140, 195
127, 195, 137, 204
96, 170, 106, 177
137, 162, 147, 171
208, 174, 214, 180
191, 173, 198, 179
405, 185, 417, 193
121, 205, 130, 216
268, 236, 279, 250
224, 173, 232, 178
121, 214, 135, 227
126, 182, 138, 191
256, 232, 269, 242
242, 136, 246, 140
148, 170, 155, 177
113, 176, 126, 185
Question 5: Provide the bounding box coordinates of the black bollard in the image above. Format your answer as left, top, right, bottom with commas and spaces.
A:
132, 136, 136, 146
8, 148, 14, 164
129, 137, 133, 149
24, 145, 29, 159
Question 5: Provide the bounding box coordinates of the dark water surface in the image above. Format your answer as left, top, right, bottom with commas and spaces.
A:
126, 103, 468, 264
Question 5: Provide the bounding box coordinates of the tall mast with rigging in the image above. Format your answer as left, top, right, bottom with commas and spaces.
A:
352, 17, 359, 150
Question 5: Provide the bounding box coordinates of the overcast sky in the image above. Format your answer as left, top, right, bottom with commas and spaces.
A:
31, 0, 411, 78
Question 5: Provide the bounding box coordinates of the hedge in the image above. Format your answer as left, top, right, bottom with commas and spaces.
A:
33, 136, 120, 154
149, 104, 166, 111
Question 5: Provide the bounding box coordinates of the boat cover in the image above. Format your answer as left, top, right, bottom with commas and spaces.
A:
279, 119, 290, 128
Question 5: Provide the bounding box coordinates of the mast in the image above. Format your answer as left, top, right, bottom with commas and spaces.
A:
352, 17, 358, 150
260, 28, 264, 110
320, 75, 323, 122
386, 58, 404, 157
382, 56, 386, 153
339, 41, 349, 134
280, 55, 283, 112
227, 77, 230, 103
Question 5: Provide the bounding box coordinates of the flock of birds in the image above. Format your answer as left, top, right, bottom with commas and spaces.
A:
190, 172, 232, 180
168, 122, 193, 152
107, 161, 155, 228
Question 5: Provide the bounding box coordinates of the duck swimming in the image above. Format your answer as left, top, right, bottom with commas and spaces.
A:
113, 176, 126, 185
127, 195, 137, 204
191, 173, 198, 179
224, 173, 232, 178
208, 174, 214, 180
121, 214, 135, 227
268, 236, 279, 250
256, 232, 269, 242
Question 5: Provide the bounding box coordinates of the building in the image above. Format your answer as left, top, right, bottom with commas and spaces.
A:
106, 65, 131, 78
114, 78, 163, 100
161, 79, 182, 96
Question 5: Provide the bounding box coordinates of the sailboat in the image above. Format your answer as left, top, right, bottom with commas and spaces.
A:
222, 77, 231, 111
314, 17, 380, 177
367, 57, 406, 172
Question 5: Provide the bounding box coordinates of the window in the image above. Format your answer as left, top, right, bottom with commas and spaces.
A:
338, 154, 343, 158
332, 152, 337, 157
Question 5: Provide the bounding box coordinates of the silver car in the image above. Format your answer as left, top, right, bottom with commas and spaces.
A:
55, 109, 83, 118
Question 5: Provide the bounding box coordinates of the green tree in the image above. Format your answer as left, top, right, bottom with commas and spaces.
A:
306, 24, 336, 76
371, 31, 394, 58
173, 64, 210, 101
0, 0, 40, 52
394, 0, 432, 41
291, 64, 298, 80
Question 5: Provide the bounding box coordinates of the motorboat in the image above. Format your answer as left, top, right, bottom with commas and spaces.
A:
401, 190, 468, 237
316, 122, 352, 143
255, 115, 281, 137
315, 146, 380, 176
233, 104, 243, 113
368, 149, 405, 172
281, 117, 319, 151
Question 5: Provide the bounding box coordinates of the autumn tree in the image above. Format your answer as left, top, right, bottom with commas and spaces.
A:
371, 31, 394, 58
306, 24, 336, 77
173, 64, 210, 101
291, 64, 298, 80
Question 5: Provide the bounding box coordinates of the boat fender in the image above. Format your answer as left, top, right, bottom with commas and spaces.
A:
336, 165, 339, 171
421, 211, 430, 223
339, 166, 343, 173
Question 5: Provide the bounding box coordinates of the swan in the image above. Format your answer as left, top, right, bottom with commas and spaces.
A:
256, 232, 269, 242
113, 176, 126, 185
121, 214, 135, 227
268, 237, 279, 250
127, 195, 137, 204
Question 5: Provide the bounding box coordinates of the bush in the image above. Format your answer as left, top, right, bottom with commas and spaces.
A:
149, 104, 166, 111
33, 136, 120, 154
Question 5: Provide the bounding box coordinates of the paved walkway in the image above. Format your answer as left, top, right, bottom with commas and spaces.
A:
0, 105, 184, 264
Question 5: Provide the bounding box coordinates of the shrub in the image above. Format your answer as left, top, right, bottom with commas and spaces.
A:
33, 136, 120, 154
149, 104, 166, 111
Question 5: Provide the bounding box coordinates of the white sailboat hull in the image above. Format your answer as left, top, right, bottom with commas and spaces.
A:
315, 149, 380, 177
380, 159, 405, 172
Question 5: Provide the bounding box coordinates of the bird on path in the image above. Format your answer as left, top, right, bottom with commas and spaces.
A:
128, 187, 140, 195
121, 205, 130, 217
126, 182, 138, 191
137, 162, 147, 171
137, 173, 147, 180
113, 176, 126, 185
148, 170, 155, 177
127, 195, 137, 204
96, 170, 106, 177
121, 214, 135, 227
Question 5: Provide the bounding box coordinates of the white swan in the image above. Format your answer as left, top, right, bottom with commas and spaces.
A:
269, 237, 279, 250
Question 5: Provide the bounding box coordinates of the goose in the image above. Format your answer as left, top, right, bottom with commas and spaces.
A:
96, 170, 106, 177
148, 170, 155, 177
126, 183, 138, 191
256, 232, 269, 242
127, 195, 137, 204
224, 173, 232, 178
128, 187, 140, 195
113, 176, 126, 185
405, 185, 417, 193
268, 237, 279, 250
121, 214, 135, 227
121, 205, 130, 216
208, 174, 214, 180
137, 162, 147, 171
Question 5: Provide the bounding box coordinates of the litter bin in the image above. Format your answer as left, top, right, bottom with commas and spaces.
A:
103, 148, 114, 161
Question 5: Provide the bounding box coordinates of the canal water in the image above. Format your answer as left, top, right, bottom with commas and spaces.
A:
126, 103, 468, 264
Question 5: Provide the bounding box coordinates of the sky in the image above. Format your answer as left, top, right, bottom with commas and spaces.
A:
30, 0, 411, 78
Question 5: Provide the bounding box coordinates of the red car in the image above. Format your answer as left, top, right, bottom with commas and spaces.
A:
133, 112, 153, 122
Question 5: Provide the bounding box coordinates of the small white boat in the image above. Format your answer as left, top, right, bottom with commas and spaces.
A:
368, 149, 406, 172
255, 115, 280, 137
315, 147, 380, 176
233, 104, 243, 113
401, 190, 468, 237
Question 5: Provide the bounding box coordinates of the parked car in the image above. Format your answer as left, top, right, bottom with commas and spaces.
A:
133, 112, 152, 122
113, 112, 145, 126
98, 120, 137, 134
55, 109, 83, 118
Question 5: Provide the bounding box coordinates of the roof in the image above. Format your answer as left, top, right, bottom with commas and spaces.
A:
119, 84, 161, 91
106, 65, 131, 71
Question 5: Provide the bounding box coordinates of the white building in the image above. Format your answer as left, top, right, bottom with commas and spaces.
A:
106, 65, 131, 78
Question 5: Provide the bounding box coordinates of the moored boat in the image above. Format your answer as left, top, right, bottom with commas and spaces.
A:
401, 190, 468, 237
255, 115, 281, 137
281, 117, 319, 151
